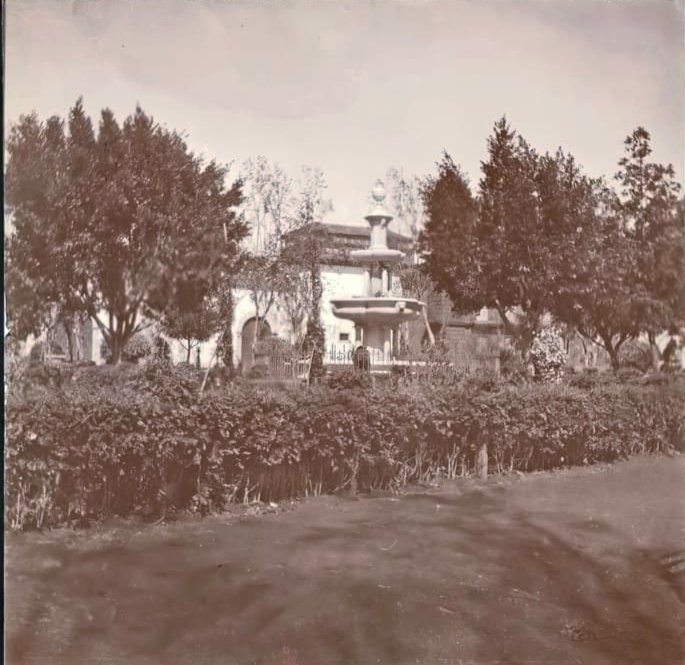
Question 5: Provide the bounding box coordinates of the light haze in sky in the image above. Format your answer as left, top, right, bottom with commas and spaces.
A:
5, 0, 684, 225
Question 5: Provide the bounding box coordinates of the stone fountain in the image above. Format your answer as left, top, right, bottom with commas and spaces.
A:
330, 180, 425, 369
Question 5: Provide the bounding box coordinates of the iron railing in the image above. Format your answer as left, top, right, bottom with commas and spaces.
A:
255, 344, 500, 379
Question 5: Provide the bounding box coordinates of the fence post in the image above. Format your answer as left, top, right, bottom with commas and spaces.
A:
476, 441, 488, 480
469, 420, 488, 480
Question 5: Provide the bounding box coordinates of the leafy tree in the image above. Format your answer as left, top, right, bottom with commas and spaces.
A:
281, 168, 332, 380
238, 157, 295, 363
475, 118, 552, 354
418, 152, 479, 313
614, 127, 684, 367
5, 99, 246, 364
240, 156, 294, 255
420, 118, 612, 359
160, 292, 221, 364
239, 159, 331, 375
279, 266, 312, 348
550, 180, 641, 371
397, 264, 436, 352
384, 167, 425, 242
214, 282, 238, 372
552, 129, 683, 371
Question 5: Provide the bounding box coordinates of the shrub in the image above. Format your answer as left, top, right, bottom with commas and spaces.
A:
619, 339, 653, 373
247, 364, 269, 379
100, 332, 170, 364
463, 368, 503, 393
5, 368, 683, 530
529, 327, 567, 382
326, 368, 373, 391
500, 347, 530, 384
29, 340, 65, 362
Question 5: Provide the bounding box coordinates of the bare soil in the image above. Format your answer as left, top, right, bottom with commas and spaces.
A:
5, 456, 685, 665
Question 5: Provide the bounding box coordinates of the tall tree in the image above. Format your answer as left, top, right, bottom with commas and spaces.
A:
420, 118, 610, 358
281, 167, 332, 380
614, 127, 684, 367
279, 266, 312, 348
239, 160, 332, 373
5, 100, 246, 363
475, 118, 552, 354
160, 289, 222, 364
384, 167, 424, 243
238, 156, 295, 363
550, 180, 641, 370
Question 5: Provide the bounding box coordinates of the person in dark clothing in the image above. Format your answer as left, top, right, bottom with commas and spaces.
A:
353, 343, 370, 372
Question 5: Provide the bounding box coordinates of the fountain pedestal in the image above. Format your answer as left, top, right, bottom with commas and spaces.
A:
330, 180, 425, 370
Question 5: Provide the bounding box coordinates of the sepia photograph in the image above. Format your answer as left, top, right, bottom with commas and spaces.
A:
3, 0, 685, 663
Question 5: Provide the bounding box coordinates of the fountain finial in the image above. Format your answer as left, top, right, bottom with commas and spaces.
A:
371, 179, 386, 204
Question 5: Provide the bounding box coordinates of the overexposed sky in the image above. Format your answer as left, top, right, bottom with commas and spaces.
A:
5, 0, 684, 224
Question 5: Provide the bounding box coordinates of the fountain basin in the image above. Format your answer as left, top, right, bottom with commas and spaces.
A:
350, 248, 405, 263
330, 296, 425, 326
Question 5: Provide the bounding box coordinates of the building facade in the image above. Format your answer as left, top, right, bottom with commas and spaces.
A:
17, 223, 509, 372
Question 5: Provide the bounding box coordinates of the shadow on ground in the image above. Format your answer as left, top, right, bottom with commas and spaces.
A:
6, 457, 685, 665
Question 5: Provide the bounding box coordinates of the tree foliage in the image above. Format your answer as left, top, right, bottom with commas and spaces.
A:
160, 293, 222, 363
5, 99, 246, 363
615, 127, 684, 362
419, 117, 683, 369
239, 158, 332, 373
550, 180, 641, 370
384, 167, 425, 242
552, 129, 683, 369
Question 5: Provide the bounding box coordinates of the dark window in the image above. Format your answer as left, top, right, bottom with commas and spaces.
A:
339, 332, 350, 342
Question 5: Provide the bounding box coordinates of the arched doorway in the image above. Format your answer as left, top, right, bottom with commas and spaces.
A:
240, 318, 272, 374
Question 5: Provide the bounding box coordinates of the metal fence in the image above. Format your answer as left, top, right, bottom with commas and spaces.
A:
254, 344, 500, 380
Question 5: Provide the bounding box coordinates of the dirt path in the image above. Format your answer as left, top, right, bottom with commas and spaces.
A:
5, 456, 685, 665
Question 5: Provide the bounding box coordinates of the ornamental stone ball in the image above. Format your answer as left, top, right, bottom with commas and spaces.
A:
371, 180, 387, 204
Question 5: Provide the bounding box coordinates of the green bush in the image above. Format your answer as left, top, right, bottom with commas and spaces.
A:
499, 347, 530, 384
529, 327, 567, 382
5, 368, 683, 530
99, 333, 171, 364
619, 339, 653, 372
326, 368, 373, 391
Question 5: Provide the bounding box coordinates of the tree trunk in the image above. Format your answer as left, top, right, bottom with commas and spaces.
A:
109, 335, 123, 365
475, 442, 488, 480
186, 342, 192, 364
421, 305, 436, 347
252, 315, 261, 366
607, 345, 620, 372
304, 266, 325, 382
73, 315, 83, 361
63, 312, 83, 363
219, 286, 235, 376
64, 319, 75, 363
108, 320, 136, 365
648, 331, 662, 371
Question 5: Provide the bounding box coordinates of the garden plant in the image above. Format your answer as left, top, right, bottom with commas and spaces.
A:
5, 361, 683, 531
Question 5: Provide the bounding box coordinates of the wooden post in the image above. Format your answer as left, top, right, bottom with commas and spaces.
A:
469, 420, 488, 480
475, 441, 488, 480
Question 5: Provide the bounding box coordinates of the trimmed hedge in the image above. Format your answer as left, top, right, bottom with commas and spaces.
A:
5, 368, 684, 530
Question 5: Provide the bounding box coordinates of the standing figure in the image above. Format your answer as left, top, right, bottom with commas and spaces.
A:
353, 343, 370, 373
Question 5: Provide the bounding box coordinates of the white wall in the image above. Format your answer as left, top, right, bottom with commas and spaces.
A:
321, 264, 364, 350
16, 263, 374, 368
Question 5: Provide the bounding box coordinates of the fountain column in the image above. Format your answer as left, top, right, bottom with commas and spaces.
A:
381, 267, 389, 294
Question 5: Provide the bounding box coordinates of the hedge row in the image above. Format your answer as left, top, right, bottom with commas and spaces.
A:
5, 370, 684, 530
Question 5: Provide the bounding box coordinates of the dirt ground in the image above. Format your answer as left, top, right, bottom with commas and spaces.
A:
5, 456, 685, 665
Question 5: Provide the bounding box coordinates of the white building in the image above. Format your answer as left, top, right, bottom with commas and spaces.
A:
16, 224, 414, 372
